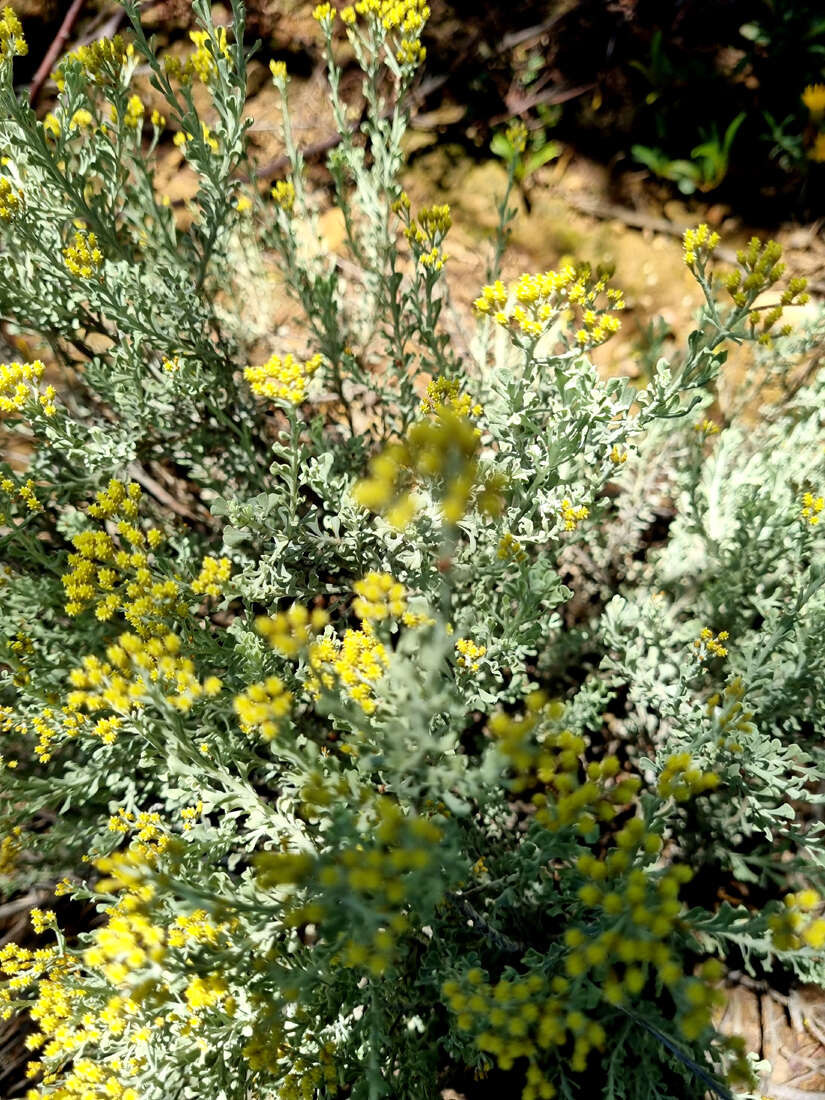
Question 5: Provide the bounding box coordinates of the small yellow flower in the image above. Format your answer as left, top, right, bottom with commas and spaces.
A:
682, 223, 719, 268
0, 8, 27, 61
271, 180, 296, 212
560, 498, 589, 531
30, 908, 56, 935
43, 112, 61, 138
802, 83, 825, 118
352, 572, 406, 622
693, 627, 729, 658
801, 491, 824, 526
191, 556, 231, 598
234, 676, 292, 740
455, 637, 486, 672
69, 108, 95, 130
244, 352, 321, 406
63, 229, 103, 279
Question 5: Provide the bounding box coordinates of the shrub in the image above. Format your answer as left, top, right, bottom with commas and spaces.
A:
0, 3, 823, 1099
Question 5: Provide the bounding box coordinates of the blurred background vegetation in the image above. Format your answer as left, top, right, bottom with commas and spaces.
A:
14, 0, 825, 217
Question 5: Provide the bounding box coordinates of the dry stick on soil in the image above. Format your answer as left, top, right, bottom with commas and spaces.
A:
28, 0, 87, 106
562, 192, 825, 296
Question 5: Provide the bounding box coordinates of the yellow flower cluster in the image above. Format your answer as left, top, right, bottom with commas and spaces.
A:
316, 1, 429, 65
559, 498, 588, 531
352, 571, 406, 622
9, 628, 33, 670
803, 85, 825, 157
361, 0, 430, 34
801, 490, 824, 525
474, 264, 625, 347
498, 531, 527, 562
84, 905, 165, 986
111, 94, 144, 129
0, 825, 23, 875
189, 27, 231, 81
42, 111, 60, 138
455, 637, 486, 671
29, 883, 232, 1071
0, 175, 22, 220
180, 801, 203, 831
353, 408, 503, 529
269, 59, 288, 82
244, 352, 322, 406
168, 907, 228, 949
106, 809, 170, 862
271, 180, 296, 211
184, 972, 228, 1012
693, 627, 729, 659
234, 675, 292, 740
0, 7, 27, 61
0, 475, 41, 512
568, 863, 725, 1041
191, 555, 231, 598
173, 120, 220, 153
420, 376, 482, 419
255, 604, 330, 657
455, 828, 730, 1082
489, 693, 642, 832
803, 83, 825, 118
706, 676, 756, 751
162, 28, 231, 85
657, 753, 720, 800
68, 630, 222, 715
3, 906, 154, 1086
257, 799, 442, 975
722, 237, 809, 343
444, 969, 586, 1095
308, 628, 388, 713
506, 120, 529, 154
682, 223, 720, 268
1, 939, 58, 1016
61, 482, 175, 633
276, 1042, 338, 1100
694, 417, 720, 436
0, 359, 55, 417
387, 1, 429, 63
69, 107, 94, 131
26, 1008, 141, 1100
30, 908, 56, 935
63, 229, 103, 279
769, 889, 825, 950
7, 704, 87, 763
404, 203, 451, 269
53, 35, 131, 89
18, 957, 110, 1079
